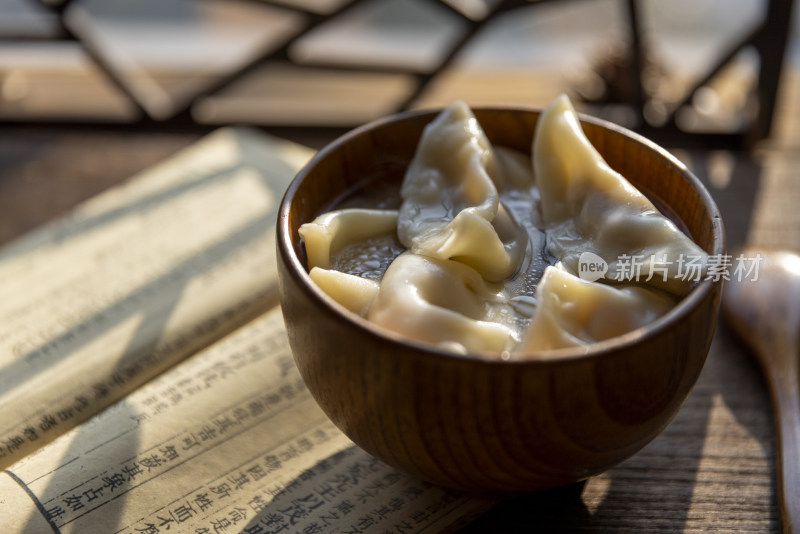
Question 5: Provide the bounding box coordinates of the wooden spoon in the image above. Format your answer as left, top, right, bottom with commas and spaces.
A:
723, 248, 800, 534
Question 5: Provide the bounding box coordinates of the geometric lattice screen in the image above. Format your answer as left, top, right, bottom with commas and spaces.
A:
0, 0, 795, 149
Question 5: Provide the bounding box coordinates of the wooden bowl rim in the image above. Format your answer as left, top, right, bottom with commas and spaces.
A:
278, 105, 725, 366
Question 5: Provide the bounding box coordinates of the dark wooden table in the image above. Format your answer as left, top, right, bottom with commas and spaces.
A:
0, 69, 797, 532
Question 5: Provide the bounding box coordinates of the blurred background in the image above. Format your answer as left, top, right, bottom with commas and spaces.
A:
0, 0, 798, 244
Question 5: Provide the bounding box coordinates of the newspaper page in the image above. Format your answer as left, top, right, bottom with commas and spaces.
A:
0, 128, 313, 468
0, 307, 494, 533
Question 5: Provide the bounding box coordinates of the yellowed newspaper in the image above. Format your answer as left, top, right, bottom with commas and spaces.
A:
0, 128, 312, 468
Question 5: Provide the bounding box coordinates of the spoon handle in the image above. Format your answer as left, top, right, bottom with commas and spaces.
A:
763, 348, 800, 534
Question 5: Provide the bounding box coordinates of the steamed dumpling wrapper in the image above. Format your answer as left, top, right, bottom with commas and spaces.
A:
300, 208, 398, 316
520, 265, 675, 352
534, 95, 708, 296
368, 253, 514, 354
398, 101, 528, 282
308, 267, 380, 317
299, 208, 398, 270
300, 96, 707, 357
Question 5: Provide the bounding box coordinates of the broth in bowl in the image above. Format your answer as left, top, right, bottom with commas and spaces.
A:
298, 95, 708, 357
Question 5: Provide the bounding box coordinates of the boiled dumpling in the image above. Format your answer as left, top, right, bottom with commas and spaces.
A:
398, 101, 527, 282
300, 96, 707, 357
534, 95, 707, 296
520, 265, 675, 352
299, 208, 398, 270
368, 252, 514, 354
308, 267, 379, 316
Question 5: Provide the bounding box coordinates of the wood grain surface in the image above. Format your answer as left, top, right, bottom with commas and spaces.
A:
0, 68, 797, 532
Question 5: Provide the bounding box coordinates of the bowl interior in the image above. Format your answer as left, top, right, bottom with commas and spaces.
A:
280, 106, 724, 359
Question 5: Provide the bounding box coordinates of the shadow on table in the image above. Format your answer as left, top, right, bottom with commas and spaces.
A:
691, 147, 779, 528
17, 401, 141, 534
714, 317, 781, 530
459, 358, 714, 532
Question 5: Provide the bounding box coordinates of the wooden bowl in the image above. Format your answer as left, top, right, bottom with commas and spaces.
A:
276, 106, 725, 494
